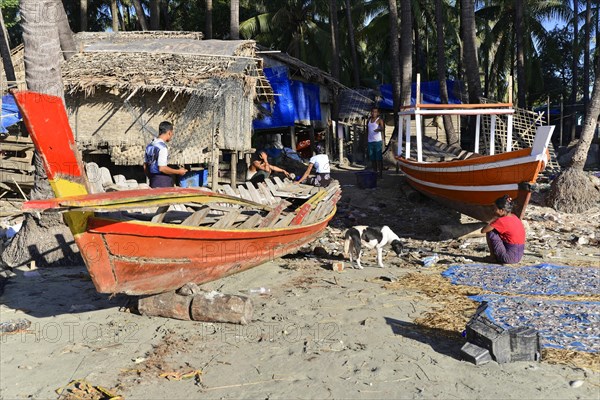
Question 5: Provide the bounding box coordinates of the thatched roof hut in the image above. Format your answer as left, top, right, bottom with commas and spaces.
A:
6, 32, 274, 166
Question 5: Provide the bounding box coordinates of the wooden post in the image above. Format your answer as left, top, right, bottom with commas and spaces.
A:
309, 126, 315, 156
138, 290, 254, 325
230, 150, 238, 187
559, 98, 564, 146
191, 291, 253, 325
211, 148, 220, 190
290, 126, 296, 152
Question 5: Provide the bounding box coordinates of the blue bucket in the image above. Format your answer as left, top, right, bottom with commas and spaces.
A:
180, 170, 209, 188
355, 171, 377, 189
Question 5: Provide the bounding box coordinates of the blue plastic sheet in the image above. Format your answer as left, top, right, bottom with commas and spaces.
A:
253, 66, 321, 130
470, 294, 599, 353
1, 94, 21, 133
442, 263, 600, 296
378, 80, 463, 110
253, 66, 295, 130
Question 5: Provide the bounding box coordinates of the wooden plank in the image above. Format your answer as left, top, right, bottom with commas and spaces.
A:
257, 182, 277, 205
221, 184, 239, 198
244, 182, 264, 204
151, 206, 170, 223
212, 210, 241, 229
273, 213, 295, 228
273, 176, 286, 188
181, 208, 210, 226
258, 201, 285, 228
237, 185, 253, 202
238, 213, 263, 229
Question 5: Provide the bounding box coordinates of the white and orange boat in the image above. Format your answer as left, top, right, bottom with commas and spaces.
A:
395, 80, 554, 222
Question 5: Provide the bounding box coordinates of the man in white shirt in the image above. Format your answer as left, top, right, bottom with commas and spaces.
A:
143, 121, 187, 188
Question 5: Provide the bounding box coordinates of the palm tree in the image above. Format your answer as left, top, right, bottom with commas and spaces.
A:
132, 0, 148, 30
583, 0, 591, 113
460, 0, 481, 104
205, 0, 213, 39
150, 0, 160, 29
344, 0, 360, 87
548, 53, 600, 212
80, 0, 88, 31
388, 0, 401, 113
571, 0, 579, 141
329, 0, 340, 81
231, 0, 240, 39
2, 0, 78, 267
111, 0, 120, 32
514, 0, 525, 107
399, 0, 412, 106
435, 0, 458, 145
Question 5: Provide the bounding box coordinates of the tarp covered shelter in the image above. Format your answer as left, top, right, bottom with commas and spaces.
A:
253, 66, 322, 130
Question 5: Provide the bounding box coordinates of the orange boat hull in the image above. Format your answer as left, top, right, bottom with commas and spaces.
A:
396, 149, 547, 222
74, 213, 334, 295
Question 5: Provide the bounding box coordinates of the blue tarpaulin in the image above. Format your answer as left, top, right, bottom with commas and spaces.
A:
1, 95, 21, 133
253, 66, 321, 130
378, 80, 463, 110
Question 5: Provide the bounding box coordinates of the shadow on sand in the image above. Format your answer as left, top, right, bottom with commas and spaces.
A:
384, 317, 464, 360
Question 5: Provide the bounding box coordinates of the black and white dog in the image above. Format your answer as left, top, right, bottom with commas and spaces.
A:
343, 225, 404, 269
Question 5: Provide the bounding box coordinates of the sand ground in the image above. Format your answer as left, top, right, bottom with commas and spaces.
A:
0, 169, 599, 399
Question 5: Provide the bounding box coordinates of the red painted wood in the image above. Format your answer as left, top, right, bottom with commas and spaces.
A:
13, 91, 85, 181
75, 233, 118, 292
83, 217, 331, 294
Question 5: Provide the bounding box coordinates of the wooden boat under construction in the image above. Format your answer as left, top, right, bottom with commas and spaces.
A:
395, 81, 554, 222
15, 91, 340, 295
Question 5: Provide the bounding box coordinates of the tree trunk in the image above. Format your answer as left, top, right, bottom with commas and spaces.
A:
329, 0, 340, 81
515, 0, 526, 108
150, 0, 160, 30
435, 0, 458, 146
388, 0, 401, 115
161, 0, 170, 30
399, 0, 412, 107
2, 0, 81, 268
547, 55, 600, 213
344, 0, 360, 87
583, 0, 591, 114
205, 0, 213, 39
230, 0, 239, 40
111, 0, 119, 32
132, 0, 148, 30
570, 0, 579, 141
80, 0, 88, 32
460, 0, 481, 104
57, 0, 76, 60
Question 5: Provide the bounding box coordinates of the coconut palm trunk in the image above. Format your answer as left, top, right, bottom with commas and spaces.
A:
205, 0, 213, 39
2, 0, 81, 268
344, 0, 360, 87
399, 0, 412, 106
111, 0, 120, 32
435, 0, 458, 146
230, 0, 240, 40
460, 0, 481, 104
547, 54, 600, 212
570, 0, 579, 141
515, 0, 526, 108
150, 0, 160, 30
132, 0, 148, 30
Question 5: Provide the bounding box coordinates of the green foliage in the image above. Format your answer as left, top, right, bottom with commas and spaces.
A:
1, 0, 21, 45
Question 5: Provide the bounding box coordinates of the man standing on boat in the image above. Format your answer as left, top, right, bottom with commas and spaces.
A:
144, 121, 187, 188
367, 107, 385, 178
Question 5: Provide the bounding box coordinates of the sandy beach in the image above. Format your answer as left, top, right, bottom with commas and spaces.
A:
1, 169, 599, 399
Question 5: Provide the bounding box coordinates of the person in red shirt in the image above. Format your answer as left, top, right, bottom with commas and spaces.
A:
481, 195, 526, 264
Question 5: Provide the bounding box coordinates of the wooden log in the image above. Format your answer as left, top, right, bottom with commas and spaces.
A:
191, 291, 253, 325
138, 291, 193, 321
